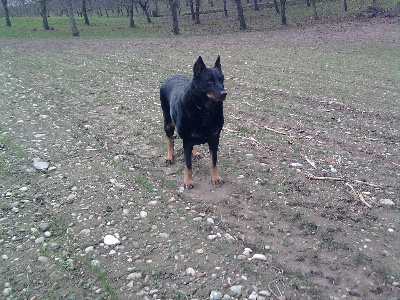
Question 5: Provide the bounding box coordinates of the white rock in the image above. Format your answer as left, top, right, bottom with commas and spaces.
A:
248, 291, 258, 300
127, 272, 143, 280
80, 229, 91, 235
19, 186, 28, 192
3, 287, 12, 297
193, 217, 203, 222
140, 211, 148, 218
186, 267, 196, 276
44, 231, 52, 237
2, 254, 9, 260
251, 254, 267, 261
85, 246, 94, 253
109, 250, 116, 255
159, 233, 169, 239
104, 235, 120, 245
207, 218, 215, 224
38, 256, 49, 263
208, 234, 218, 240
379, 199, 395, 206
290, 163, 303, 168
91, 260, 100, 267
230, 285, 243, 295
35, 237, 45, 244
32, 158, 49, 170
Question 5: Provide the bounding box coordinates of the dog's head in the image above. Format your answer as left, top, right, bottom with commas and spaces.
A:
193, 56, 227, 102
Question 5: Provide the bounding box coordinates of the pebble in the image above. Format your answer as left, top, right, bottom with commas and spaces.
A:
195, 248, 204, 254
80, 229, 91, 235
379, 199, 395, 206
393, 282, 399, 287
127, 272, 143, 280
19, 186, 28, 192
259, 290, 272, 297
193, 217, 203, 222
230, 285, 243, 295
91, 260, 100, 267
39, 223, 50, 231
159, 233, 169, 239
251, 254, 267, 261
2, 254, 8, 260
248, 291, 258, 300
3, 287, 12, 296
38, 256, 49, 263
85, 246, 94, 253
35, 237, 45, 244
186, 267, 196, 276
44, 231, 52, 237
32, 158, 49, 170
210, 290, 224, 300
349, 288, 360, 296
104, 235, 120, 245
208, 234, 218, 240
207, 218, 215, 224
140, 211, 148, 218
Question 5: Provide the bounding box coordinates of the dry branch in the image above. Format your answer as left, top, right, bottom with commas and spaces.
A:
345, 183, 372, 208
303, 171, 345, 181
264, 126, 288, 135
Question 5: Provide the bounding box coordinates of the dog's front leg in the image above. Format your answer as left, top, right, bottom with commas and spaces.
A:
183, 141, 194, 189
209, 137, 224, 185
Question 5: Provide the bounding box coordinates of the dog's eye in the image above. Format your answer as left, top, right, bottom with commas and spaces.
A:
208, 77, 214, 83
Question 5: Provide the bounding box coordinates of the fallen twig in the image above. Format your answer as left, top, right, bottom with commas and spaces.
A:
304, 156, 316, 169
354, 180, 382, 188
345, 183, 372, 208
264, 126, 288, 135
303, 171, 345, 181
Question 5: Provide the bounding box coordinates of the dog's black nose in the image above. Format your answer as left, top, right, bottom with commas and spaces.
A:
220, 90, 227, 100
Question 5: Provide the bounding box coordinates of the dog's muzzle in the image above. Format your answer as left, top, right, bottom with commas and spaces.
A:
220, 90, 227, 101
208, 91, 227, 101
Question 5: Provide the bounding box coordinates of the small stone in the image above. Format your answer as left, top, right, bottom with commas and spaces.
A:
193, 217, 203, 222
186, 267, 196, 276
379, 199, 395, 206
66, 193, 76, 204
104, 235, 120, 245
35, 237, 45, 244
80, 229, 91, 235
290, 163, 303, 168
38, 223, 50, 231
140, 211, 148, 218
85, 246, 94, 253
3, 287, 12, 297
259, 290, 272, 297
207, 218, 215, 224
393, 282, 400, 287
349, 288, 360, 296
127, 272, 143, 280
19, 186, 28, 192
91, 260, 100, 267
159, 233, 169, 239
32, 158, 49, 170
196, 248, 204, 254
251, 254, 267, 261
208, 234, 218, 240
2, 254, 8, 260
230, 285, 243, 295
122, 209, 130, 215
264, 245, 271, 251
210, 290, 224, 300
44, 231, 52, 237
109, 250, 116, 255
248, 291, 258, 300
38, 256, 49, 263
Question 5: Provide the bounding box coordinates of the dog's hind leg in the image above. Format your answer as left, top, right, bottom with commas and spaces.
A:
160, 90, 175, 164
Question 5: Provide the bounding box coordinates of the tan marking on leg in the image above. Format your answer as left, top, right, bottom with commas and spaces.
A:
192, 148, 201, 160
166, 121, 175, 131
210, 151, 224, 185
184, 166, 194, 189
166, 136, 174, 164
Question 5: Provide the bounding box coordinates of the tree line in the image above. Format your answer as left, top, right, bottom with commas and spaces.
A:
1, 0, 386, 36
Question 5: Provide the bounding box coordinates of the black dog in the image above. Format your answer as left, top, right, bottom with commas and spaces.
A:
160, 56, 227, 189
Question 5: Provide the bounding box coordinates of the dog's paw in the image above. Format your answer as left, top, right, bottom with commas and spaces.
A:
211, 178, 224, 185
184, 183, 194, 190
165, 158, 174, 165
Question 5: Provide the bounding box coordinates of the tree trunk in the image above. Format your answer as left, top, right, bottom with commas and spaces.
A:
169, 0, 180, 34
129, 0, 135, 27
189, 0, 195, 19
67, 0, 80, 36
280, 0, 286, 25
343, 0, 348, 12
223, 0, 228, 16
273, 0, 280, 14
311, 0, 318, 19
306, 0, 310, 7
254, 0, 259, 11
82, 0, 90, 25
195, 0, 200, 24
234, 0, 247, 30
40, 0, 50, 30
1, 0, 12, 26
138, 1, 152, 23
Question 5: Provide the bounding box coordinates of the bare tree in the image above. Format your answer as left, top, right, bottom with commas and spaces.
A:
253, 0, 259, 11
1, 0, 12, 26
280, 0, 286, 25
234, 0, 247, 30
129, 0, 135, 27
137, 0, 152, 23
66, 0, 79, 36
343, 0, 348, 12
82, 0, 90, 25
311, 0, 318, 19
194, 0, 200, 23
36, 0, 51, 30
168, 0, 180, 34
273, 0, 280, 14
222, 0, 228, 16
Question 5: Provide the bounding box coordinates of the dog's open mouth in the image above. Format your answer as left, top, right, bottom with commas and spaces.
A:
207, 91, 227, 101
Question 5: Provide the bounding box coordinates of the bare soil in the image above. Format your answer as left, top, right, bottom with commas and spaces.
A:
1, 18, 399, 300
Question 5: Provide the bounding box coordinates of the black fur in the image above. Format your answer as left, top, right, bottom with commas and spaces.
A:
160, 56, 227, 189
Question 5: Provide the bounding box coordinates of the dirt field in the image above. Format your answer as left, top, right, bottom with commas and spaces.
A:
1, 18, 399, 300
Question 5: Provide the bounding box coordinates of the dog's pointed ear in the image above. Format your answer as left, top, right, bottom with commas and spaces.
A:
214, 55, 221, 71
193, 56, 206, 77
